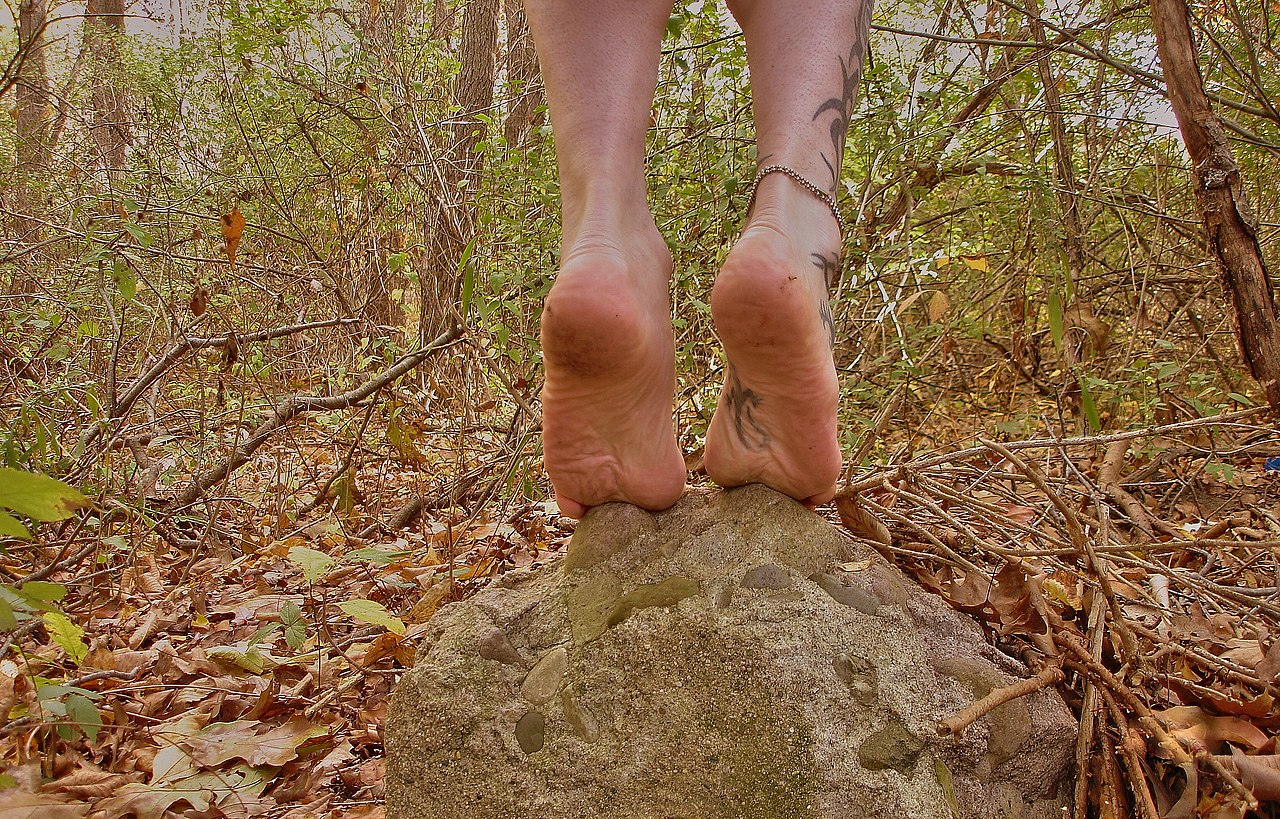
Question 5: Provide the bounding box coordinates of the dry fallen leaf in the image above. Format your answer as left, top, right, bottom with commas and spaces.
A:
1158, 705, 1269, 754
221, 206, 246, 269
1217, 747, 1280, 800
835, 494, 891, 546
0, 790, 89, 819
185, 718, 327, 768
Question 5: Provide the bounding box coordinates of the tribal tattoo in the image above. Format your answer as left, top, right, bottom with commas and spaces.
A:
811, 251, 840, 349
724, 366, 769, 451
810, 251, 840, 289
812, 33, 871, 193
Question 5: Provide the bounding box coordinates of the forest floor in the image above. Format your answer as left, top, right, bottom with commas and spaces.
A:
4, 384, 1280, 818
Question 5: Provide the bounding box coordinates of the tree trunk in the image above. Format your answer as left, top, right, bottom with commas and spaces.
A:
420, 0, 498, 342
12, 0, 51, 253
1150, 0, 1280, 409
502, 0, 543, 150
84, 0, 131, 177
1026, 0, 1085, 281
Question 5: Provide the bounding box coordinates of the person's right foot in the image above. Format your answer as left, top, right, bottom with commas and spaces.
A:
539, 226, 686, 519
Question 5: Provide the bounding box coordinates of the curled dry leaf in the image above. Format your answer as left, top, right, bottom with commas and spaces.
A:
1216, 747, 1280, 800
41, 768, 137, 800
1157, 705, 1269, 755
835, 494, 892, 546
1256, 639, 1280, 684
220, 206, 246, 269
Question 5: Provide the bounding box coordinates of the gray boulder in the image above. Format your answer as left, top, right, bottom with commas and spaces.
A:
386, 485, 1075, 818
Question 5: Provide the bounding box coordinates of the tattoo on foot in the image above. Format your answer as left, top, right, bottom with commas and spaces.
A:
724, 366, 769, 451
811, 251, 840, 348
812, 34, 871, 192
818, 299, 835, 349
810, 251, 840, 289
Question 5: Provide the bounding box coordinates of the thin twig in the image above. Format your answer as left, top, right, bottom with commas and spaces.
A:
937, 663, 1063, 736
841, 407, 1271, 492
175, 326, 464, 508
1197, 751, 1260, 810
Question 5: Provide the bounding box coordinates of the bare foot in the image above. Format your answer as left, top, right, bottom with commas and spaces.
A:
539, 226, 686, 519
704, 174, 843, 506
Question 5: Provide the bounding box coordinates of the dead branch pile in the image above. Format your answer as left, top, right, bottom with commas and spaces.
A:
835, 406, 1280, 818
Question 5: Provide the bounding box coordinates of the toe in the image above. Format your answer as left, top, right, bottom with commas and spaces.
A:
554, 492, 588, 520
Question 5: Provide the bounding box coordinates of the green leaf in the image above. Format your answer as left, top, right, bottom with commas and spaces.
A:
206, 644, 266, 674
121, 221, 154, 248
112, 260, 137, 300
1046, 290, 1064, 351
280, 600, 307, 650
287, 545, 334, 583
0, 510, 28, 538
0, 468, 89, 523
458, 237, 477, 317
338, 598, 405, 635
1079, 379, 1101, 433
43, 610, 88, 664
344, 547, 411, 565
66, 693, 102, 742
20, 581, 67, 603
0, 597, 15, 631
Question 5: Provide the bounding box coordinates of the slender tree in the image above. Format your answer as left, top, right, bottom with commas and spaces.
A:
1150, 0, 1280, 409
12, 0, 51, 253
84, 0, 131, 177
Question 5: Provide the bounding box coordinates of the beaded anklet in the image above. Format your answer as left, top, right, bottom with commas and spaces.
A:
743, 164, 847, 238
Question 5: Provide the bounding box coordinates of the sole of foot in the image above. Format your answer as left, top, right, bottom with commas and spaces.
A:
704, 211, 842, 507
539, 236, 687, 519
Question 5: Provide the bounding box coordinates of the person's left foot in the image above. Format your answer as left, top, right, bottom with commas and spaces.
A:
704, 173, 843, 506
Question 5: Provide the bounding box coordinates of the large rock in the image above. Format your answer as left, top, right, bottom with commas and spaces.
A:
386, 486, 1075, 818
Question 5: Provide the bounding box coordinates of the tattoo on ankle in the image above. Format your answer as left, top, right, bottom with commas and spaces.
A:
724, 367, 769, 451
812, 34, 871, 192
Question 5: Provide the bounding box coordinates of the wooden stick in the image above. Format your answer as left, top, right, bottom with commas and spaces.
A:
937, 664, 1063, 736
1074, 597, 1106, 819
1101, 689, 1161, 819
1097, 439, 1156, 541
1057, 633, 1193, 765
1198, 750, 1260, 811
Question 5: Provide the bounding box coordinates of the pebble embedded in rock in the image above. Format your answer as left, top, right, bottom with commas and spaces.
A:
515, 710, 545, 754
858, 718, 925, 773
561, 688, 599, 742
606, 575, 700, 628
521, 646, 568, 704
741, 564, 792, 590
811, 573, 879, 615
477, 627, 526, 667
833, 653, 879, 704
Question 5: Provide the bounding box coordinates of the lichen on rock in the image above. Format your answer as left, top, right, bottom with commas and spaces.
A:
386, 485, 1075, 819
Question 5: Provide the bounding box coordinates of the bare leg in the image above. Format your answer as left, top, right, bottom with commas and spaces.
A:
705, 0, 874, 505
525, 0, 686, 518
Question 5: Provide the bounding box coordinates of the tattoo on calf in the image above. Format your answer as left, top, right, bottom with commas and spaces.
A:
724, 366, 769, 451
812, 30, 872, 193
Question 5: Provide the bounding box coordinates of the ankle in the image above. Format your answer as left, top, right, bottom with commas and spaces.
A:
743, 173, 843, 256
